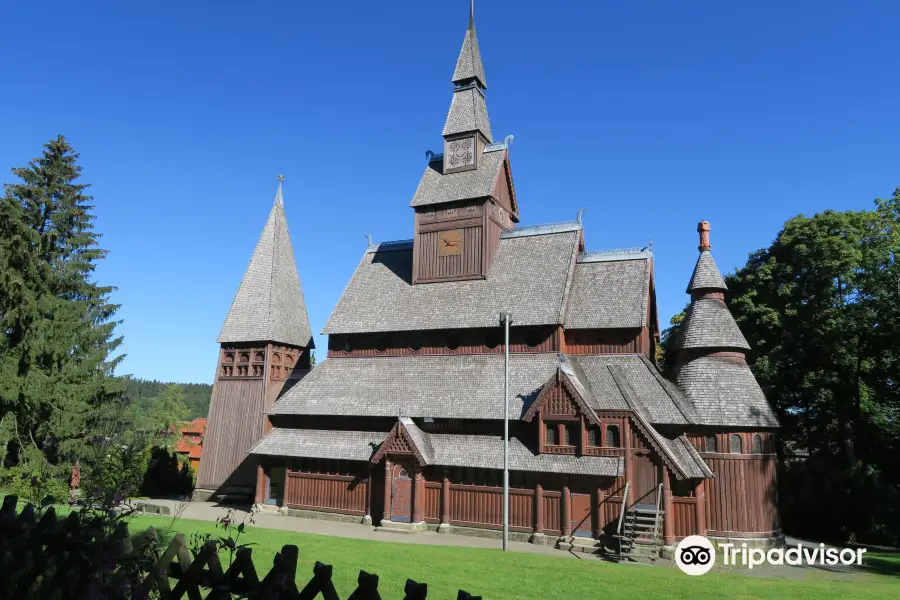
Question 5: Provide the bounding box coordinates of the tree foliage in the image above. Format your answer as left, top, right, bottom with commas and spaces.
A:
123, 377, 211, 420
662, 190, 900, 544
0, 136, 124, 473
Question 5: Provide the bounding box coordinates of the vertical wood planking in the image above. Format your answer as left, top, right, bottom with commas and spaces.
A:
284, 472, 368, 515
424, 483, 441, 522
542, 493, 561, 534
198, 378, 266, 489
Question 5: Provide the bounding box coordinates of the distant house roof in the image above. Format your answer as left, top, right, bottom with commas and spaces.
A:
217, 183, 313, 348
180, 417, 207, 435
322, 227, 581, 334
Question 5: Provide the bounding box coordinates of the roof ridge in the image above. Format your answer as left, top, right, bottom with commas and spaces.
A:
502, 220, 581, 239
578, 248, 652, 263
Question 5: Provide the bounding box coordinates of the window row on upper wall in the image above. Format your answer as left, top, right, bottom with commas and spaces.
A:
703, 433, 769, 454
544, 421, 621, 449
327, 328, 556, 357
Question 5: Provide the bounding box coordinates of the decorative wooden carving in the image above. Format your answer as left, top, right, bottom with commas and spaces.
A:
543, 382, 578, 418
445, 136, 476, 172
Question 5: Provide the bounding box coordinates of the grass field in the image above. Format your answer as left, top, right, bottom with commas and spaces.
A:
129, 514, 898, 600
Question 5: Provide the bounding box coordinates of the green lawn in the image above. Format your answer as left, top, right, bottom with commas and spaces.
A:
129, 515, 898, 600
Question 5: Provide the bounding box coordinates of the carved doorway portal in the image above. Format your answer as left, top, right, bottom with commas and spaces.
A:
390, 464, 412, 522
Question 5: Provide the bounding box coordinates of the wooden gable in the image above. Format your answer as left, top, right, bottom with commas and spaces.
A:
523, 370, 599, 425
490, 153, 519, 221
370, 421, 426, 466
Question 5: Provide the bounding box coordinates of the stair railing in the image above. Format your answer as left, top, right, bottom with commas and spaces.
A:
652, 483, 663, 544
616, 482, 630, 535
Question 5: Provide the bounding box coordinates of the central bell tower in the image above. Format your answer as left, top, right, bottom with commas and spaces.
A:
409, 1, 519, 284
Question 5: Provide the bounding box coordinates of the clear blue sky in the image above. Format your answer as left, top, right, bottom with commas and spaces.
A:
1, 1, 897, 384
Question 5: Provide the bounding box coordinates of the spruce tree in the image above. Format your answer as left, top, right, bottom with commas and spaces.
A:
0, 135, 124, 468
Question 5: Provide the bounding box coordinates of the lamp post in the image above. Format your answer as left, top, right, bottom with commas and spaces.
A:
499, 312, 512, 551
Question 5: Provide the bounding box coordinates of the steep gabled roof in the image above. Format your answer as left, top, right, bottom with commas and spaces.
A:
217, 183, 313, 348
564, 250, 652, 329
609, 366, 711, 480
322, 226, 581, 334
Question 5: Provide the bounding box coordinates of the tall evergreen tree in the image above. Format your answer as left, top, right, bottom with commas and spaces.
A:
0, 136, 124, 467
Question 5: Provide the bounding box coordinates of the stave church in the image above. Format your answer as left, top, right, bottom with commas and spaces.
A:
195, 5, 782, 553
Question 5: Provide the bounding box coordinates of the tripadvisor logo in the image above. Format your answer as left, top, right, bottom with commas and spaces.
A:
675, 536, 868, 575
675, 535, 716, 576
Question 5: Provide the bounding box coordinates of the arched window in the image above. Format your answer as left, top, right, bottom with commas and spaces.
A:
606, 424, 621, 447
545, 425, 557, 446
587, 426, 600, 447
343, 338, 353, 353
375, 338, 387, 352
704, 435, 717, 453
752, 434, 763, 454
524, 330, 542, 348
484, 331, 501, 350
446, 333, 461, 351
730, 434, 743, 454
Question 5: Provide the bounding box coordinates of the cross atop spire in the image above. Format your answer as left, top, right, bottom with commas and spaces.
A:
452, 0, 487, 89
274, 176, 284, 206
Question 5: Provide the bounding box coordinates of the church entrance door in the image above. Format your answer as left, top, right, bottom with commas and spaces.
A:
390, 464, 412, 522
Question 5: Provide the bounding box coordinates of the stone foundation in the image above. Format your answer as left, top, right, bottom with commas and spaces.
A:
284, 508, 372, 525
192, 488, 216, 502
257, 507, 583, 547
708, 533, 785, 549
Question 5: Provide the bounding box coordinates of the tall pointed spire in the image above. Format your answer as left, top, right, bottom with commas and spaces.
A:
217, 179, 313, 348
275, 174, 285, 206
452, 0, 487, 89
444, 1, 492, 142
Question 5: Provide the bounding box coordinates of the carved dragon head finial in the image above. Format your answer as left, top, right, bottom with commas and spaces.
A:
576, 208, 587, 223
503, 134, 515, 147
365, 234, 373, 247
425, 150, 435, 163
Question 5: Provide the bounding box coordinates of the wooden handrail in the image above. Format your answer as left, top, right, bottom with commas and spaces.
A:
616, 481, 630, 534
653, 483, 663, 542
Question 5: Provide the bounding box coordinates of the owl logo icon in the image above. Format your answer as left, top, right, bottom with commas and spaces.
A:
675, 535, 716, 576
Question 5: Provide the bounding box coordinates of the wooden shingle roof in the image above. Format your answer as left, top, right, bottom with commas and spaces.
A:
217, 183, 313, 348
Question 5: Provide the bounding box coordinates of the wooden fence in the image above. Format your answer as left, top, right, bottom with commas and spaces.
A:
0, 495, 481, 600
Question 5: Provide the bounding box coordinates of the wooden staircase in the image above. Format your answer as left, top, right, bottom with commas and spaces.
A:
617, 484, 664, 563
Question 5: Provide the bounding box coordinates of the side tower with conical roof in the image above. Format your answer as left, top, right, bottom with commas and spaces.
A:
194, 180, 314, 502
676, 221, 781, 543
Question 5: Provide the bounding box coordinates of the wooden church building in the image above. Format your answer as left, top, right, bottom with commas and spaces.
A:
195, 6, 782, 551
